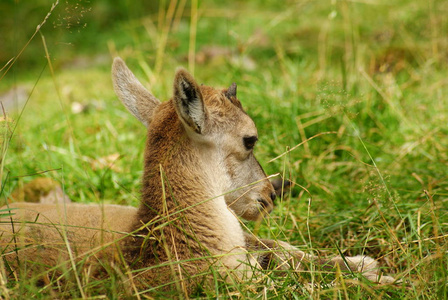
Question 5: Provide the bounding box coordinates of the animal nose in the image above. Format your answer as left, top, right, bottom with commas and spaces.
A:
270, 191, 276, 202
258, 198, 270, 209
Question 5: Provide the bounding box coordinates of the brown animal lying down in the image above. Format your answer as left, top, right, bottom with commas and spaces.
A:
0, 58, 395, 296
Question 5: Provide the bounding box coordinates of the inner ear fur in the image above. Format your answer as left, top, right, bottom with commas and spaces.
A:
173, 68, 207, 134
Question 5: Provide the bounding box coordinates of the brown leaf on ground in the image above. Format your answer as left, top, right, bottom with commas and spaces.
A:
9, 178, 71, 204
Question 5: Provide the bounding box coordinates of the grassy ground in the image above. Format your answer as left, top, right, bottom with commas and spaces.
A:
1, 0, 448, 298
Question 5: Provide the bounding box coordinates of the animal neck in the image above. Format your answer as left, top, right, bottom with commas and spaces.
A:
126, 102, 246, 264
136, 101, 229, 228
122, 101, 248, 278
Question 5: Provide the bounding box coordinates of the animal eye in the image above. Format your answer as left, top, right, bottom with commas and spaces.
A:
243, 136, 258, 150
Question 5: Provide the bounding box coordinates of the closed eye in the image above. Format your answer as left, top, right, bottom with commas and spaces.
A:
243, 136, 258, 150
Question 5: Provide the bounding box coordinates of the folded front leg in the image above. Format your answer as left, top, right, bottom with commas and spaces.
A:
326, 255, 396, 283
244, 232, 395, 283
244, 232, 311, 270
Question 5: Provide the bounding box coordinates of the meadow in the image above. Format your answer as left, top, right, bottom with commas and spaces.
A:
1, 0, 447, 298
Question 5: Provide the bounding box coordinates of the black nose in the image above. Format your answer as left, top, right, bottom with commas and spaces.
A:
258, 198, 270, 209
270, 192, 276, 201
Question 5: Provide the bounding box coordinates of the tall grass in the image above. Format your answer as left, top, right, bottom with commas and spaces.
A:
1, 0, 447, 298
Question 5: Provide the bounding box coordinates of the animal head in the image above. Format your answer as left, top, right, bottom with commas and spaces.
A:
112, 57, 275, 221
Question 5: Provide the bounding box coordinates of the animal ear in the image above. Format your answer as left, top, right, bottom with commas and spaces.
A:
173, 68, 206, 134
112, 57, 161, 127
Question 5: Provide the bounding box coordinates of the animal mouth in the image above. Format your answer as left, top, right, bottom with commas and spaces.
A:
257, 198, 273, 213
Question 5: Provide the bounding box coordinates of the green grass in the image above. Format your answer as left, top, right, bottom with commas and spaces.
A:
1, 0, 448, 298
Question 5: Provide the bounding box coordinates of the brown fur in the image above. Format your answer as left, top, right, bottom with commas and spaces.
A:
0, 58, 394, 297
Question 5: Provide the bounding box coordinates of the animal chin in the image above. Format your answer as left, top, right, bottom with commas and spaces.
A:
239, 204, 269, 221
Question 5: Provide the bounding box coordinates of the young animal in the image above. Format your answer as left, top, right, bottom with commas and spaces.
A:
0, 58, 393, 296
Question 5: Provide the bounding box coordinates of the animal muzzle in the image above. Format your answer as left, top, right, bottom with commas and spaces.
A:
257, 191, 275, 214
